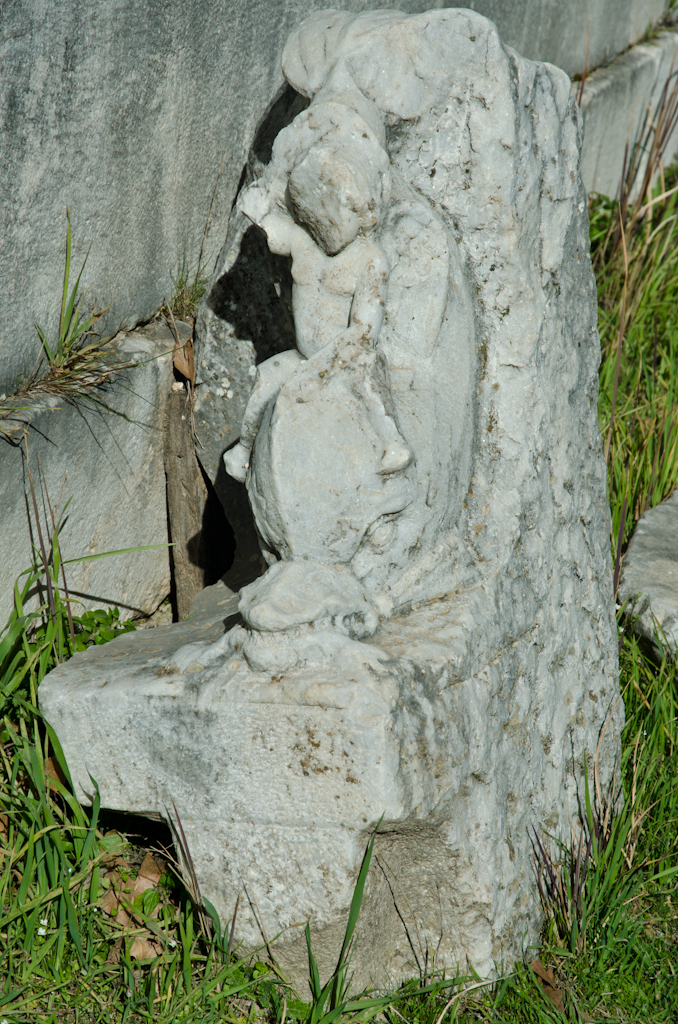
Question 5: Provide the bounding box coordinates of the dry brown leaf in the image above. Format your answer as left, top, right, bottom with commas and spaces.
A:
173, 340, 195, 387
100, 888, 117, 915
105, 937, 123, 966
542, 984, 564, 1012
0, 812, 8, 841
529, 958, 564, 1012
129, 934, 163, 960
105, 856, 130, 869
100, 854, 164, 925
100, 870, 121, 906
130, 853, 164, 917
100, 871, 131, 926
134, 852, 163, 892
101, 892, 131, 927
45, 755, 67, 790
530, 958, 555, 986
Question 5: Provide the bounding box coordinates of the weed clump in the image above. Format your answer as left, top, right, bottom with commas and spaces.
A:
1, 210, 135, 442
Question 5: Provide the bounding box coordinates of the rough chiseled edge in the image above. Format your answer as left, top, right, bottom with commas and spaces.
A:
619, 488, 678, 654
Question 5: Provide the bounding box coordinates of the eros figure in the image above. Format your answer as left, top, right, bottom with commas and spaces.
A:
220, 15, 476, 658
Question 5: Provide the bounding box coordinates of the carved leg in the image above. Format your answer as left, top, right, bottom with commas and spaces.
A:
353, 374, 413, 474
223, 349, 304, 483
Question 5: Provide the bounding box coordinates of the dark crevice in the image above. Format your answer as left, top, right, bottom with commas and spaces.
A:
206, 225, 295, 365
249, 84, 309, 169
197, 83, 309, 576
187, 460, 235, 587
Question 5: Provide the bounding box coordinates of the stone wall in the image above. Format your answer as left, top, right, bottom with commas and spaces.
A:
1, 0, 674, 391
463, 0, 669, 77
0, 326, 175, 626
580, 27, 678, 198
1, 0, 676, 617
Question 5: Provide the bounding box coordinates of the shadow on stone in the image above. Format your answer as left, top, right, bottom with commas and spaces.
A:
210, 455, 265, 592
250, 84, 309, 169
186, 462, 235, 587
192, 86, 311, 586
206, 224, 296, 365
98, 809, 175, 856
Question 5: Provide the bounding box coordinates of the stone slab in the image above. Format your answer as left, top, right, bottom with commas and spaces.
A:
40, 576, 620, 989
580, 30, 678, 199
0, 0, 456, 393
619, 488, 678, 654
464, 0, 669, 78
0, 323, 179, 625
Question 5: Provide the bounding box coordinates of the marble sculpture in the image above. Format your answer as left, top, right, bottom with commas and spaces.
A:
219, 34, 475, 672
40, 8, 622, 990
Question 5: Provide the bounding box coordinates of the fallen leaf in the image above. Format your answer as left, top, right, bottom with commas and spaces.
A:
129, 934, 163, 960
101, 894, 131, 927
105, 937, 123, 966
45, 755, 68, 790
542, 983, 564, 1012
100, 871, 131, 926
100, 854, 165, 924
173, 339, 195, 387
131, 853, 164, 917
530, 958, 555, 986
0, 812, 8, 841
133, 853, 163, 895
529, 958, 564, 1012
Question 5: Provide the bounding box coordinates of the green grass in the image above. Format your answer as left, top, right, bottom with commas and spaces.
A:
1, 210, 135, 442
3, 158, 678, 1021
165, 254, 209, 324
592, 173, 678, 581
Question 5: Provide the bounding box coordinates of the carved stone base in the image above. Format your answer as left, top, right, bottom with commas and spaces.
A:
40, 578, 620, 990
41, 7, 623, 991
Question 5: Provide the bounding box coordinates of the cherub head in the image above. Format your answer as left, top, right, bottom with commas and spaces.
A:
288, 140, 388, 255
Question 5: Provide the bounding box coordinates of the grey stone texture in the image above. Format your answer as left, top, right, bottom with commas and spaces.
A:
0, 323, 177, 626
580, 29, 678, 199
1, 0, 673, 394
619, 489, 678, 654
463, 0, 670, 77
42, 9, 622, 991
40, 568, 621, 988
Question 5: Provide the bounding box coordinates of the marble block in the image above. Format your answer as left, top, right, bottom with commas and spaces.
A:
41, 8, 622, 990
619, 489, 678, 655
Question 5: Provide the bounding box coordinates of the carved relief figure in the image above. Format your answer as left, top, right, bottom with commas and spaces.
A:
225, 138, 412, 491
221, 24, 476, 650
41, 10, 619, 988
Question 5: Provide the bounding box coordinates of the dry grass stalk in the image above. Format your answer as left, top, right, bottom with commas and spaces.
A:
1, 211, 136, 440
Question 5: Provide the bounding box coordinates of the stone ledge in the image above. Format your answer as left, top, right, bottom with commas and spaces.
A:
0, 321, 183, 625
579, 30, 678, 198
619, 488, 678, 655
40, 577, 617, 991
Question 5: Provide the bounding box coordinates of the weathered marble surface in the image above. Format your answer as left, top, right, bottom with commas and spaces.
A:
0, 323, 176, 624
619, 489, 678, 655
42, 8, 621, 989
214, 19, 478, 658
41, 573, 619, 986
10, 0, 662, 395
